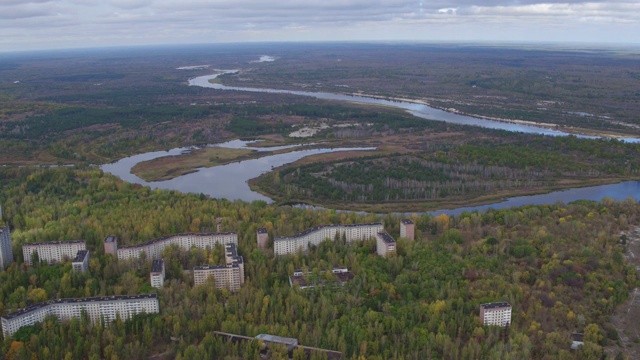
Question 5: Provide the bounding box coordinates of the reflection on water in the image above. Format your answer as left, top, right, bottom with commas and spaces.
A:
101, 140, 375, 202
431, 181, 640, 216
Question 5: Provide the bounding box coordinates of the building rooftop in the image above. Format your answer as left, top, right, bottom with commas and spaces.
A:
1, 294, 158, 320
257, 228, 268, 234
225, 243, 243, 265
72, 250, 89, 263
194, 264, 238, 271
376, 231, 396, 244
118, 232, 237, 250
290, 269, 354, 289
104, 236, 116, 243
481, 302, 512, 309
571, 333, 584, 342
23, 240, 86, 247
0, 226, 9, 233
151, 259, 164, 273
401, 219, 414, 225
255, 334, 298, 347
275, 223, 383, 242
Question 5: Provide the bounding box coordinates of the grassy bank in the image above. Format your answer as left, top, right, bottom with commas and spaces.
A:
131, 147, 255, 181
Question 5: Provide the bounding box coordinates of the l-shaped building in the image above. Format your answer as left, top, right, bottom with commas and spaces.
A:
273, 223, 396, 257
1, 294, 159, 336
106, 232, 238, 260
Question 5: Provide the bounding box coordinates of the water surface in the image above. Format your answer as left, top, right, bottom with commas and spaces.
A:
189, 72, 640, 143
101, 140, 375, 202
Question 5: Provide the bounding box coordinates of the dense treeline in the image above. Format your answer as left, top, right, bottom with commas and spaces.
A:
0, 166, 638, 359
2, 106, 215, 139
255, 136, 640, 205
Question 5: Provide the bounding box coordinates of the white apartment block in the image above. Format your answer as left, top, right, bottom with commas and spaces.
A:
1, 294, 159, 337
274, 223, 384, 256
375, 232, 397, 257
150, 259, 165, 288
115, 232, 238, 261
72, 250, 90, 272
480, 302, 512, 327
193, 243, 244, 291
23, 240, 86, 266
0, 227, 13, 270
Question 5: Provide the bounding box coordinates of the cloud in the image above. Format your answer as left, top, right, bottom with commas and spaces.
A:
109, 0, 152, 9
0, 2, 58, 20
0, 0, 639, 51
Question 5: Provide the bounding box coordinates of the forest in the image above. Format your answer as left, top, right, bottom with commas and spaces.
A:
1, 44, 640, 359
253, 135, 640, 210
0, 166, 638, 359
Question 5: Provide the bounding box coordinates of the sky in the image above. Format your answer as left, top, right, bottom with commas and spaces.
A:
1, 0, 639, 52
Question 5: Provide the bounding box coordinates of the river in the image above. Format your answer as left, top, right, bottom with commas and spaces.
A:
101, 140, 376, 203
101, 73, 640, 215
188, 71, 640, 143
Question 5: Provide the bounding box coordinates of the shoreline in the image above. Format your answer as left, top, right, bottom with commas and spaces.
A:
206, 72, 639, 141
249, 176, 640, 214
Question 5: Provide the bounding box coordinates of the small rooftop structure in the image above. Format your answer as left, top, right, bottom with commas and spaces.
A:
481, 301, 511, 310
377, 231, 395, 244
571, 333, 584, 350
255, 334, 298, 351
73, 250, 89, 263
150, 259, 165, 288
401, 219, 414, 225
151, 258, 164, 273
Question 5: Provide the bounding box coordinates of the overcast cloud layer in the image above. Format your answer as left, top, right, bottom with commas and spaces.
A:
1, 0, 639, 51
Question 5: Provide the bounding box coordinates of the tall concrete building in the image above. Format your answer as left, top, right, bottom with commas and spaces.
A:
115, 232, 238, 261
375, 231, 397, 257
72, 250, 90, 272
274, 223, 384, 256
1, 294, 159, 337
23, 240, 86, 266
193, 243, 244, 291
256, 227, 268, 250
400, 219, 415, 241
480, 302, 512, 327
104, 236, 118, 255
150, 259, 165, 288
0, 227, 13, 270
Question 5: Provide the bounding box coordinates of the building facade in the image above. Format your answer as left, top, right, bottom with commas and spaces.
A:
1, 294, 159, 337
274, 223, 384, 256
400, 219, 415, 241
289, 267, 354, 290
150, 259, 165, 288
72, 250, 90, 272
114, 232, 238, 261
193, 243, 244, 291
23, 241, 86, 266
104, 236, 118, 255
256, 227, 268, 250
375, 232, 397, 257
0, 227, 13, 270
480, 302, 512, 327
